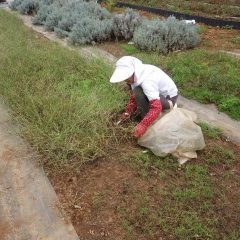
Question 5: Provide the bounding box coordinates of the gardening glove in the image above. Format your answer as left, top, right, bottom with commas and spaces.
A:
134, 99, 162, 138
134, 122, 148, 138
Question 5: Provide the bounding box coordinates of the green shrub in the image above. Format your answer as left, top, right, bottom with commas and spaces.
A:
69, 17, 113, 44
113, 8, 142, 40
133, 16, 199, 54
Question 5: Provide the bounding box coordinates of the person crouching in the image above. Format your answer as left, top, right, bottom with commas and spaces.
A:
110, 56, 178, 138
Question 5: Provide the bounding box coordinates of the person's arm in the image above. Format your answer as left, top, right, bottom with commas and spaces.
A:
121, 92, 137, 121
134, 99, 162, 138
134, 84, 162, 139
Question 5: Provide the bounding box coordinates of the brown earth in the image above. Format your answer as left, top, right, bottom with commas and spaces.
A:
47, 133, 240, 239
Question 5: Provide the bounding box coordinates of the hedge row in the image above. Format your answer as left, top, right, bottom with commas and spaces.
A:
10, 0, 199, 53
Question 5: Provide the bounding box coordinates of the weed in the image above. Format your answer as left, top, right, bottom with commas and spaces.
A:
219, 96, 240, 120
119, 43, 140, 55
197, 122, 221, 139
0, 11, 125, 168
104, 0, 115, 12
206, 144, 235, 163
197, 24, 208, 34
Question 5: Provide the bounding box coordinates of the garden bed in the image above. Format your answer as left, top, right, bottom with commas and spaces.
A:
113, 0, 240, 21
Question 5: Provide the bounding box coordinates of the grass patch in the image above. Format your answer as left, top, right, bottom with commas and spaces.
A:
197, 122, 221, 139
0, 10, 127, 168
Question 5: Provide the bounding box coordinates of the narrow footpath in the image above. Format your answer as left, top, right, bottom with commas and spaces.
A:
0, 100, 79, 239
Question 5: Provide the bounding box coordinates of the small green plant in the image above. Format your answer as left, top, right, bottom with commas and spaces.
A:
219, 96, 240, 120
104, 0, 115, 12
119, 43, 140, 55
197, 122, 221, 139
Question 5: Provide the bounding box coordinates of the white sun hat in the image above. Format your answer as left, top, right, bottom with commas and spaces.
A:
110, 56, 135, 83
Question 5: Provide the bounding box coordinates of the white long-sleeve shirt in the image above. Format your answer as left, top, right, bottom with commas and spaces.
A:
131, 64, 178, 101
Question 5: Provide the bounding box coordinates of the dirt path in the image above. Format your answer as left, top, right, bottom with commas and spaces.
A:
0, 99, 79, 239
220, 49, 240, 58
10, 10, 240, 146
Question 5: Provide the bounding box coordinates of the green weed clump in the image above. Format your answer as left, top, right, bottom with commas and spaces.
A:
164, 50, 240, 119
0, 10, 125, 168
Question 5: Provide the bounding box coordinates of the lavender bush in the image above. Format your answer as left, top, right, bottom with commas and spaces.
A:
112, 8, 142, 40
133, 16, 199, 54
10, 0, 200, 50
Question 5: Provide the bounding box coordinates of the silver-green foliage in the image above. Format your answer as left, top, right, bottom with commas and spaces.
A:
33, 0, 113, 43
133, 16, 199, 54
69, 18, 113, 44
10, 0, 53, 14
112, 8, 142, 40
10, 0, 200, 50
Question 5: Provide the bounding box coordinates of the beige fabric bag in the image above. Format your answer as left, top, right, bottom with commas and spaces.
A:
138, 108, 205, 164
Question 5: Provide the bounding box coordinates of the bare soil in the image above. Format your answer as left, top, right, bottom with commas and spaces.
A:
48, 149, 164, 240
47, 134, 240, 239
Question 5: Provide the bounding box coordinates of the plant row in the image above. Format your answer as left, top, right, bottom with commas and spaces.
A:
10, 0, 200, 53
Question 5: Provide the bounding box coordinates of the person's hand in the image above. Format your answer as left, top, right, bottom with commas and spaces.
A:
134, 123, 147, 138
120, 112, 130, 122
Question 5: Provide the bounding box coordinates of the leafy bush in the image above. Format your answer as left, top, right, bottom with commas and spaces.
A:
133, 16, 199, 54
113, 8, 142, 40
10, 0, 53, 14
10, 0, 38, 14
32, 0, 113, 42
44, 4, 63, 31
32, 4, 53, 25
9, 0, 22, 10
69, 18, 113, 44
